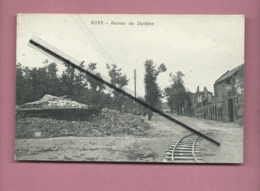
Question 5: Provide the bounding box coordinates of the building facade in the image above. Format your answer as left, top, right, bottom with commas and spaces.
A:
190, 86, 213, 118
202, 64, 244, 124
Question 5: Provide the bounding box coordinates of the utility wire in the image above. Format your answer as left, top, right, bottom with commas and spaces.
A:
74, 15, 117, 66
71, 15, 142, 98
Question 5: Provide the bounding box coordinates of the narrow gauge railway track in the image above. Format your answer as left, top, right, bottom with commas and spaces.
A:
163, 133, 203, 163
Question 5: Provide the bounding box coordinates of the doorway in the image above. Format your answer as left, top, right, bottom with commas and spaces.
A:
228, 99, 234, 122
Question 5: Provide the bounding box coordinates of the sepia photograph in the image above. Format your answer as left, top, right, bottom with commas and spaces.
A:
16, 14, 244, 163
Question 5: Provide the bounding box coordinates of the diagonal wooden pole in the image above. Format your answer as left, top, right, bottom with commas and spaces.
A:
28, 36, 220, 146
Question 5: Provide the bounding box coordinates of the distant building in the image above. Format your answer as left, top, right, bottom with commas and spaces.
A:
161, 102, 171, 113
203, 64, 244, 124
190, 86, 213, 118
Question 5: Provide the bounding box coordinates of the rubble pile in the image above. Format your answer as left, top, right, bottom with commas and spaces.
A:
16, 108, 151, 139
21, 94, 89, 109
18, 94, 94, 121
98, 108, 150, 136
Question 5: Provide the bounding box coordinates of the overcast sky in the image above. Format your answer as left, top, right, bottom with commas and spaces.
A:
17, 14, 244, 96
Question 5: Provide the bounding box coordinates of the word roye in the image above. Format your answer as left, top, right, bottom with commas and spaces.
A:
91, 20, 154, 26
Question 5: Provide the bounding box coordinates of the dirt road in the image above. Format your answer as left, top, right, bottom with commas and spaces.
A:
15, 114, 243, 163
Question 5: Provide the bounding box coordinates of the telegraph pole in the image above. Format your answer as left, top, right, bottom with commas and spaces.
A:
134, 69, 137, 98
134, 69, 137, 114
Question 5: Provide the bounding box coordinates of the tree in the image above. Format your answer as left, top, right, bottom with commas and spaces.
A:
17, 60, 62, 105
45, 62, 62, 96
135, 96, 147, 116
76, 62, 111, 109
165, 71, 189, 115
59, 61, 86, 98
16, 60, 116, 110
144, 60, 167, 120
29, 66, 51, 100
106, 64, 129, 88
16, 63, 34, 105
106, 63, 129, 110
86, 62, 105, 92
60, 61, 78, 97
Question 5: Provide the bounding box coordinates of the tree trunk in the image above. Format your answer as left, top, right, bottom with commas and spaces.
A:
148, 110, 153, 120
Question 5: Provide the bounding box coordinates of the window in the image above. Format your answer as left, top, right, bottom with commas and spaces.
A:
226, 78, 231, 84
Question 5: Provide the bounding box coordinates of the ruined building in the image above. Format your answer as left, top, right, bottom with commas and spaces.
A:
190, 86, 213, 118
202, 64, 244, 124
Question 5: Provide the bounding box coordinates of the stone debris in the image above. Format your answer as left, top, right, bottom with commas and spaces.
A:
21, 94, 89, 109
16, 108, 151, 139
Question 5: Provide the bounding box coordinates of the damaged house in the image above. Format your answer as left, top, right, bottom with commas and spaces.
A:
16, 94, 100, 121
203, 64, 244, 124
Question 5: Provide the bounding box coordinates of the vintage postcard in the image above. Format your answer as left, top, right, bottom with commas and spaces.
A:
16, 14, 244, 163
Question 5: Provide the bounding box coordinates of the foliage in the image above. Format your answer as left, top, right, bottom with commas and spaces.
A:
144, 60, 167, 120
16, 60, 115, 110
106, 63, 129, 110
86, 62, 105, 92
164, 71, 190, 115
106, 64, 129, 88
16, 61, 63, 104
16, 63, 34, 105
135, 97, 148, 116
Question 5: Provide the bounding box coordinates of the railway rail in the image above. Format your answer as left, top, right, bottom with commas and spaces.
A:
163, 133, 204, 163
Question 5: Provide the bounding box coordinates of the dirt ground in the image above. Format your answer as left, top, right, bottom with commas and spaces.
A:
168, 114, 243, 163
15, 114, 243, 163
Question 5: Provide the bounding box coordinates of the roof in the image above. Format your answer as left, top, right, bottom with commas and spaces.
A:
215, 64, 244, 84
21, 94, 89, 109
